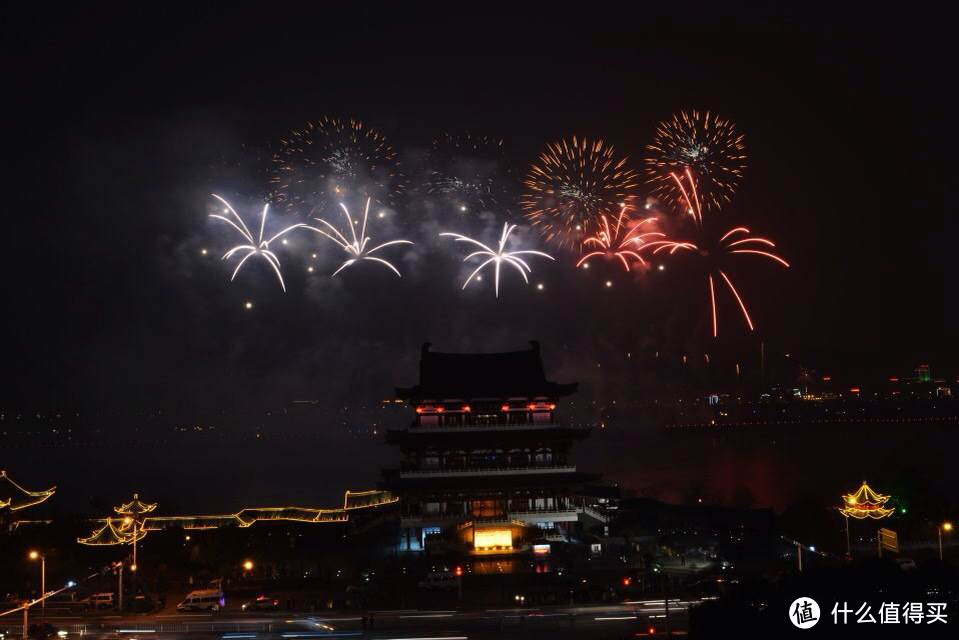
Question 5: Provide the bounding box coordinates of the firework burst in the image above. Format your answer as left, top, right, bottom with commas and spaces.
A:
208, 194, 307, 292
646, 173, 788, 337
645, 110, 746, 212
426, 132, 511, 213
269, 117, 404, 213
521, 136, 639, 248
306, 197, 413, 277
441, 222, 554, 297
576, 206, 664, 272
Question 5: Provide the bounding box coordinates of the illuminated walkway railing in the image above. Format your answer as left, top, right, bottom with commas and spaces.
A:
79, 489, 398, 544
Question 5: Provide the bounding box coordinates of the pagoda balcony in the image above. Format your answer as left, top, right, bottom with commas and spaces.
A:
505, 508, 580, 523
409, 420, 565, 432
401, 508, 580, 527
398, 464, 577, 479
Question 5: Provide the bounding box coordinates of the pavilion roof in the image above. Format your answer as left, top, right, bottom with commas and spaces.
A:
114, 493, 157, 515
839, 481, 894, 519
0, 470, 56, 512
396, 342, 577, 400
78, 519, 141, 545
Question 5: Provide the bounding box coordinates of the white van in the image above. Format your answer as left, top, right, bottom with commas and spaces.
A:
84, 593, 115, 610
176, 588, 224, 612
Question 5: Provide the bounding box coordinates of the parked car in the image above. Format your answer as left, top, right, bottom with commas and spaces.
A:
81, 593, 115, 610
176, 588, 224, 612
128, 594, 155, 613
241, 595, 280, 611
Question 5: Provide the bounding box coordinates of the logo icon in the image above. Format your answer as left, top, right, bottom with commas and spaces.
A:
789, 597, 820, 629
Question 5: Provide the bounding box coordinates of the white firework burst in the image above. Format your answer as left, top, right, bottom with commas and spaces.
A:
307, 197, 413, 277
441, 222, 554, 297
209, 194, 306, 292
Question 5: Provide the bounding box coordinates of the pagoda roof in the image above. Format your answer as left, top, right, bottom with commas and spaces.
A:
78, 518, 144, 545
0, 470, 56, 512
839, 481, 894, 519
114, 493, 157, 515
396, 342, 577, 400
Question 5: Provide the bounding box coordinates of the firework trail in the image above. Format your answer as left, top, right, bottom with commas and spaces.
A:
269, 117, 404, 213
426, 132, 511, 213
576, 205, 664, 272
441, 223, 554, 297
306, 197, 413, 277
208, 194, 307, 292
645, 173, 788, 337
521, 136, 639, 248
645, 110, 746, 212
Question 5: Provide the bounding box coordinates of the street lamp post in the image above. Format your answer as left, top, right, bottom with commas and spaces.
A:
939, 522, 953, 562
844, 515, 851, 557
117, 562, 124, 613
28, 551, 45, 614
122, 517, 139, 582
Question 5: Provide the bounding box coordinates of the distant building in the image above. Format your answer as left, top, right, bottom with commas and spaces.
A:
385, 342, 605, 555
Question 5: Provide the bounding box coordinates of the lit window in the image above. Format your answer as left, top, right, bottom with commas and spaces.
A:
474, 528, 512, 549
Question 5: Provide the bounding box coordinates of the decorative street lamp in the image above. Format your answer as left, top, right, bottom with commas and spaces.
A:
27, 551, 45, 614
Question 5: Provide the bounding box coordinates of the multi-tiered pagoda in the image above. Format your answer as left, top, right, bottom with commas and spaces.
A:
386, 342, 603, 555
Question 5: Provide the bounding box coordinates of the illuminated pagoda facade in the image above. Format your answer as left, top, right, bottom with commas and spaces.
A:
386, 342, 605, 555
840, 481, 894, 520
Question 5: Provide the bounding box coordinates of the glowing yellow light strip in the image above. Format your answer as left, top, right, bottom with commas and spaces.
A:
1, 470, 56, 512
78, 489, 397, 544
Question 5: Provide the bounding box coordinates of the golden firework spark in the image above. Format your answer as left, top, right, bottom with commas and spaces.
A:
645, 110, 746, 212
521, 136, 639, 249
269, 117, 404, 213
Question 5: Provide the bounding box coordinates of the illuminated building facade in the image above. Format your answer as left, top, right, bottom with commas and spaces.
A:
387, 342, 604, 555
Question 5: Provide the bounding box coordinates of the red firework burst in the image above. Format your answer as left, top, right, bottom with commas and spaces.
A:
576, 206, 664, 272
648, 171, 789, 337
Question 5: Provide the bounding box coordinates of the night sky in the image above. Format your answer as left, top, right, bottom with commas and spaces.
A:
4, 5, 954, 443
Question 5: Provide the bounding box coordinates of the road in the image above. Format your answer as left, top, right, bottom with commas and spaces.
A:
1, 599, 695, 639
